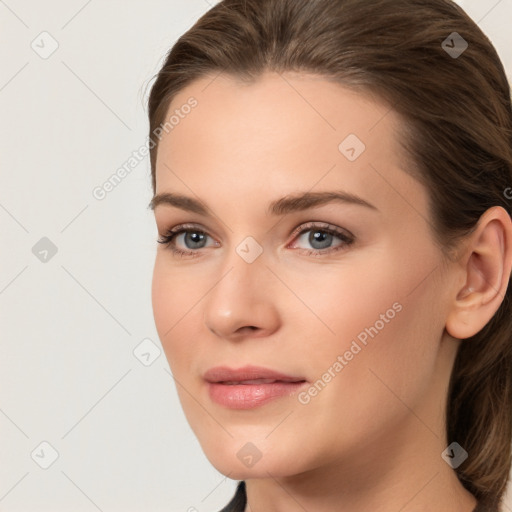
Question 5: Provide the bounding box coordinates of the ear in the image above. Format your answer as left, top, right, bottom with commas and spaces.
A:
445, 206, 512, 340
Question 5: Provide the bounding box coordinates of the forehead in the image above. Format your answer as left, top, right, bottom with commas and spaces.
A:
161, 71, 397, 156
154, 71, 425, 219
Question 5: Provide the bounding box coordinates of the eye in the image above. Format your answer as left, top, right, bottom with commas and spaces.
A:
157, 224, 218, 258
288, 221, 354, 256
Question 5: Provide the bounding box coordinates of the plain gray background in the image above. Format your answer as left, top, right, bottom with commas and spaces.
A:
1, 0, 511, 510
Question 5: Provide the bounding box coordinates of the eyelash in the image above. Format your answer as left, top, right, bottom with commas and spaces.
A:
157, 222, 355, 258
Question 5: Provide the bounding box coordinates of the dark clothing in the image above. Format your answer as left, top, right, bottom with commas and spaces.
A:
218, 481, 246, 512
218, 480, 492, 511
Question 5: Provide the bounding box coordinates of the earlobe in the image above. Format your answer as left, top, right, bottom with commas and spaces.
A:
445, 206, 512, 340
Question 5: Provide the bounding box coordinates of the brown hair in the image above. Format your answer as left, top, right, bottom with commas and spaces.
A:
146, 0, 512, 508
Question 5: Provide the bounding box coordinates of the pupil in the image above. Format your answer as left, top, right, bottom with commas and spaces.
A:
186, 232, 205, 248
311, 230, 331, 249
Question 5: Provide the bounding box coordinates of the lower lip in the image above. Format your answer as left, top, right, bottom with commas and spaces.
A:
207, 381, 308, 409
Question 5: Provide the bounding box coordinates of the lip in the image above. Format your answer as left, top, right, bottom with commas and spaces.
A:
204, 365, 308, 409
203, 365, 306, 384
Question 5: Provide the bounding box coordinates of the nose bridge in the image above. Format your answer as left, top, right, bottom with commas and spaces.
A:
202, 235, 279, 337
219, 232, 268, 290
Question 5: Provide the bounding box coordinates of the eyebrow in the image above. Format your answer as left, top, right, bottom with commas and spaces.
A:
148, 190, 379, 216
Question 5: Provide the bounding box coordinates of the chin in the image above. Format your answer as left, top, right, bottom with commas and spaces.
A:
198, 436, 308, 480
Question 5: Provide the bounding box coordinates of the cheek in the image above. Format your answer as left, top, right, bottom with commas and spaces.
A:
151, 258, 170, 341
295, 251, 442, 424
285, 251, 403, 361
151, 256, 207, 374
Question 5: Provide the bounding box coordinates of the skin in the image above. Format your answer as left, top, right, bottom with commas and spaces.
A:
150, 71, 512, 512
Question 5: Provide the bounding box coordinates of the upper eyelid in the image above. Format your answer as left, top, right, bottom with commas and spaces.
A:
290, 221, 353, 239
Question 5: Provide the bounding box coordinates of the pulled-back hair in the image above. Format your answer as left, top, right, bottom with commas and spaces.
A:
147, 0, 512, 508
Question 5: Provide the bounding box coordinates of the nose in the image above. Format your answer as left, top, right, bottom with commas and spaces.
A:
202, 249, 281, 340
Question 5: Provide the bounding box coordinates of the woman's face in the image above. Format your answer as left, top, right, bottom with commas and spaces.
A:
151, 72, 460, 480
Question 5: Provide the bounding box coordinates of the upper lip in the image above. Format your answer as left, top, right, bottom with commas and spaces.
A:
203, 365, 307, 384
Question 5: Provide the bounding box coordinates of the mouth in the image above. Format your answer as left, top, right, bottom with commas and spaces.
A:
203, 365, 308, 409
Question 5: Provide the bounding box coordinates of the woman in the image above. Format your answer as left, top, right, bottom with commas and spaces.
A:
147, 0, 512, 510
